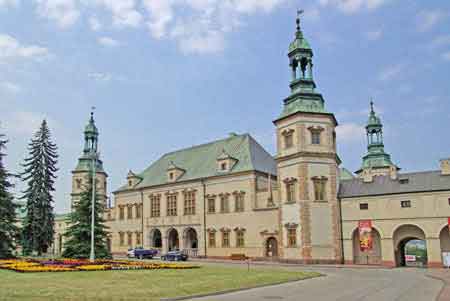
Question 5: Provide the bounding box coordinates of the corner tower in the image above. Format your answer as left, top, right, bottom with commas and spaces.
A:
274, 12, 342, 263
71, 111, 108, 209
356, 101, 399, 181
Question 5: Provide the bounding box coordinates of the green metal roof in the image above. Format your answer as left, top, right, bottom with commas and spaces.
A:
115, 134, 276, 192
340, 168, 355, 181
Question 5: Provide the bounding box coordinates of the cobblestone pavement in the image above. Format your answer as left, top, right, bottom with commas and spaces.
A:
191, 264, 442, 301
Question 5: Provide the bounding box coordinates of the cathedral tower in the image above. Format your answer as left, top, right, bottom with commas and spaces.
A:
71, 111, 108, 209
274, 12, 342, 263
356, 101, 399, 181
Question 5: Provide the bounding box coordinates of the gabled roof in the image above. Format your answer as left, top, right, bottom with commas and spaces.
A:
115, 133, 276, 192
339, 170, 450, 198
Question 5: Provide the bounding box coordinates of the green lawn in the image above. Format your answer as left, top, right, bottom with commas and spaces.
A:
0, 264, 321, 300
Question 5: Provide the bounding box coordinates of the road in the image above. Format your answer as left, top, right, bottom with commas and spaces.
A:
192, 265, 442, 301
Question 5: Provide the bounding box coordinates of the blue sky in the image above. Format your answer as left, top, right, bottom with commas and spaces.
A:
1, 0, 449, 213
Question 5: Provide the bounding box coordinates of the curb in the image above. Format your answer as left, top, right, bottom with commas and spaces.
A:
426, 273, 448, 301
160, 275, 325, 301
189, 259, 395, 270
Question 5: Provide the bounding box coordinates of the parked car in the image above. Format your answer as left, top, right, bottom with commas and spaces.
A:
161, 250, 188, 261
128, 248, 158, 259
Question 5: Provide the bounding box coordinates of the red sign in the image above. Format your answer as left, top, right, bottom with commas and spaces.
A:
359, 220, 373, 252
448, 218, 450, 233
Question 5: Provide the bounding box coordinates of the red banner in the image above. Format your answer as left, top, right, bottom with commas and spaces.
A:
359, 220, 373, 252
447, 218, 450, 232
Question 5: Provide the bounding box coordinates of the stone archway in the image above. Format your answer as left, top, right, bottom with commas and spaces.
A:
150, 229, 162, 249
393, 225, 427, 267
265, 237, 278, 258
352, 228, 382, 265
439, 226, 450, 266
167, 228, 179, 251
183, 228, 198, 257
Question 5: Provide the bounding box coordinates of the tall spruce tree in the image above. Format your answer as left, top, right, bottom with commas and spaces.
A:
63, 174, 111, 259
0, 132, 19, 259
21, 120, 58, 256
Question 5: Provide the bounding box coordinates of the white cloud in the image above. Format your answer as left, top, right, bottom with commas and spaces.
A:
319, 0, 388, 14
378, 63, 405, 81
89, 0, 142, 28
417, 10, 448, 33
142, 0, 174, 39
88, 72, 112, 82
443, 51, 450, 62
0, 81, 21, 94
0, 34, 49, 63
98, 36, 120, 47
0, 0, 19, 8
366, 29, 382, 41
89, 16, 102, 31
34, 0, 80, 28
336, 123, 365, 143
177, 30, 225, 54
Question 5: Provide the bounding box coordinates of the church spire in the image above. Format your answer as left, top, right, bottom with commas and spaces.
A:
356, 101, 398, 175
276, 10, 329, 121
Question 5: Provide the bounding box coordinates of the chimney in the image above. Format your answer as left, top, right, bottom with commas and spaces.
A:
441, 158, 450, 176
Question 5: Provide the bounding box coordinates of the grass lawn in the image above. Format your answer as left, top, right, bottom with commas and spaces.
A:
0, 264, 321, 300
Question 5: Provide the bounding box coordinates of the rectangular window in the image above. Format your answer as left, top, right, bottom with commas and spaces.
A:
119, 232, 125, 246
167, 194, 178, 216
136, 204, 142, 219
208, 198, 216, 214
150, 195, 161, 217
208, 232, 216, 248
360, 203, 369, 210
284, 133, 293, 149
286, 183, 295, 203
311, 131, 321, 145
222, 232, 230, 248
127, 205, 133, 219
220, 195, 229, 213
136, 232, 141, 246
184, 191, 196, 215
119, 206, 125, 220
236, 231, 245, 248
401, 200, 411, 208
127, 232, 133, 246
313, 178, 327, 201
234, 193, 245, 212
287, 228, 297, 247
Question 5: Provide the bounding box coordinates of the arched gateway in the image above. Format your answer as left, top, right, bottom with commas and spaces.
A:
167, 228, 179, 251
266, 237, 278, 258
393, 225, 428, 267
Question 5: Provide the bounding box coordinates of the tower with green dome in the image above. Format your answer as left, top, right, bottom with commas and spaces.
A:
71, 111, 108, 209
356, 101, 399, 179
274, 12, 342, 264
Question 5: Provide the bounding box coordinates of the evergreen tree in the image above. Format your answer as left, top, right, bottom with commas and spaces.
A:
21, 120, 58, 256
0, 132, 19, 259
62, 175, 111, 259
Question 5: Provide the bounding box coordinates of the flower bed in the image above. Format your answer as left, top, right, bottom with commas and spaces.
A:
0, 259, 199, 273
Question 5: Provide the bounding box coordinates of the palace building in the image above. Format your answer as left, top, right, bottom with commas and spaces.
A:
60, 15, 450, 267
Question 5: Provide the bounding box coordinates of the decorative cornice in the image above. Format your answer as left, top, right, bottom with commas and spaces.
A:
284, 222, 299, 229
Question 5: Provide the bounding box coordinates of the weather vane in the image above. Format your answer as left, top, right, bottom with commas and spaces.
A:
296, 9, 304, 31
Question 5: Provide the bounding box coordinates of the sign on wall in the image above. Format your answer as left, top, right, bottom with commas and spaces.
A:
358, 220, 373, 252
447, 217, 450, 233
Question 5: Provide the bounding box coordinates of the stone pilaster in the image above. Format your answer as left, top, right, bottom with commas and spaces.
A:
300, 202, 312, 260
299, 163, 309, 200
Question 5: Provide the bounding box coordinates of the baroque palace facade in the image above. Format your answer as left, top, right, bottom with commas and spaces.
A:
58, 16, 450, 267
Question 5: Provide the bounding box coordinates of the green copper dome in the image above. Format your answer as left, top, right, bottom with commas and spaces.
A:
367, 101, 382, 129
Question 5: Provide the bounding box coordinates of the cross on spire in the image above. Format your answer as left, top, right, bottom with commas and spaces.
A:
370, 99, 374, 114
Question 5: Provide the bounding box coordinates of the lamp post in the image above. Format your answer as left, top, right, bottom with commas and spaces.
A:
90, 151, 97, 262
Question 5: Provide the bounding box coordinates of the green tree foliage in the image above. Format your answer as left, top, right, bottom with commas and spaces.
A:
21, 120, 58, 256
0, 132, 19, 259
62, 175, 111, 259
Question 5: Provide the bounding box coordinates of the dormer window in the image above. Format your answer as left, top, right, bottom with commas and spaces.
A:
128, 180, 132, 187
167, 161, 185, 182
127, 170, 142, 188
281, 129, 294, 149
217, 149, 237, 173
